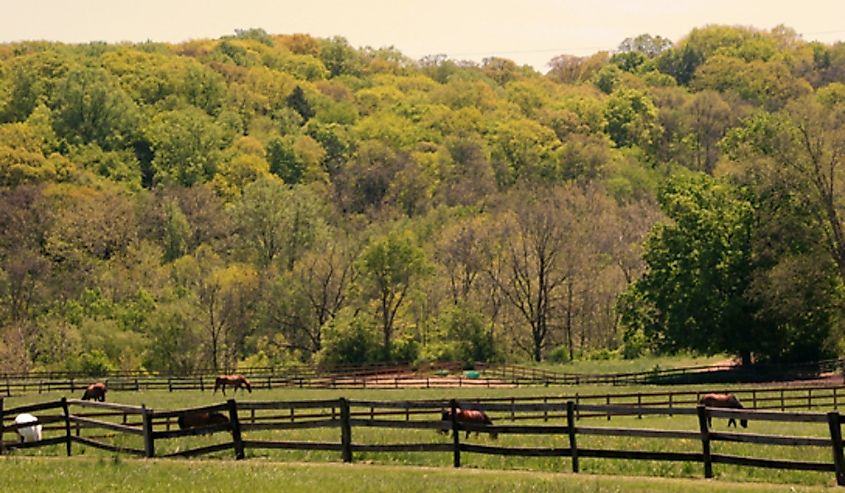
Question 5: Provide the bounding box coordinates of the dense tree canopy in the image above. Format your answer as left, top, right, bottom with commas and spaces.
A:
0, 25, 843, 373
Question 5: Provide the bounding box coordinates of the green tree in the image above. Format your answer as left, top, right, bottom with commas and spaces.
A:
51, 67, 140, 150
267, 136, 305, 185
143, 107, 224, 186
233, 178, 327, 269
358, 230, 429, 359
604, 88, 662, 157
619, 174, 759, 365
286, 85, 315, 122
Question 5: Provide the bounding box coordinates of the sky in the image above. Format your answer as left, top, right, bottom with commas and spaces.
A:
2, 1, 844, 71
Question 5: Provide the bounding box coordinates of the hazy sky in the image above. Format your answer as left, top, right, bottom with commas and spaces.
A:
3, 1, 844, 71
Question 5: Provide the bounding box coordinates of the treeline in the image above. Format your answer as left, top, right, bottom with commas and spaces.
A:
0, 26, 843, 373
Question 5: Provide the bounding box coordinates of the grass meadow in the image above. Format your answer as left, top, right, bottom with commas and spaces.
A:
3, 383, 844, 488
1, 456, 841, 493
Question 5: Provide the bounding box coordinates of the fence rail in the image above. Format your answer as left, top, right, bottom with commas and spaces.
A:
3, 396, 845, 487
3, 358, 842, 396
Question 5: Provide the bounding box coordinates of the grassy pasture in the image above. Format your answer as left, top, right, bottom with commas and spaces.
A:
0, 457, 840, 493
531, 353, 734, 375
2, 385, 842, 487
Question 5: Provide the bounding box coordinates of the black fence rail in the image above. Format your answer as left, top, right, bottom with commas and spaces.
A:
0, 361, 464, 381
3, 359, 841, 396
3, 395, 845, 486
482, 358, 845, 386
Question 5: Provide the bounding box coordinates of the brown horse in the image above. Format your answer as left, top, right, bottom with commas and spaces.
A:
81, 381, 107, 402
699, 393, 747, 428
177, 411, 230, 432
214, 374, 252, 395
440, 408, 498, 439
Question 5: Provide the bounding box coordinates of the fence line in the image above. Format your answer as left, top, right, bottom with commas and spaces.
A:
3, 358, 841, 395
2, 396, 845, 486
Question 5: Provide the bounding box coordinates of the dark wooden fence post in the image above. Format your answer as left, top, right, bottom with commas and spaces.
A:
827, 412, 845, 486
697, 405, 713, 479
450, 399, 461, 468
142, 405, 155, 458
0, 397, 5, 455
61, 397, 72, 456
227, 399, 245, 460
566, 401, 579, 473
340, 398, 352, 463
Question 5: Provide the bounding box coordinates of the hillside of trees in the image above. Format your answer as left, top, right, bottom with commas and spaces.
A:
1, 25, 844, 374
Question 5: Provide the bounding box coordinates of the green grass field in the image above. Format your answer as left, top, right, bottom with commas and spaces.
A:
0, 457, 839, 493
532, 353, 733, 375
2, 384, 842, 488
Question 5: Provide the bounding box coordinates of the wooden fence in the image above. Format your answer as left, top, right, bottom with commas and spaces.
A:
484, 358, 845, 385
3, 396, 845, 486
0, 361, 463, 382
2, 358, 842, 397
0, 372, 501, 397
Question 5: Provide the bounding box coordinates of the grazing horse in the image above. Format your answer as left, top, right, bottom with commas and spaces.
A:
699, 393, 747, 428
81, 381, 107, 402
177, 411, 230, 433
214, 375, 252, 395
440, 408, 498, 439
14, 413, 42, 443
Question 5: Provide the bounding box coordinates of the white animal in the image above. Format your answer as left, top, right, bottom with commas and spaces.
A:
14, 413, 42, 443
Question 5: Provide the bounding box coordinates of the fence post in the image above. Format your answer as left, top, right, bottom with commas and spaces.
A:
606, 395, 611, 421
227, 399, 245, 460
0, 398, 5, 455
168, 377, 172, 392
450, 399, 461, 468
340, 398, 352, 463
199, 377, 204, 392
61, 397, 72, 457
697, 405, 713, 479
637, 393, 642, 419
828, 412, 845, 486
566, 401, 579, 473
142, 405, 155, 458
781, 389, 785, 411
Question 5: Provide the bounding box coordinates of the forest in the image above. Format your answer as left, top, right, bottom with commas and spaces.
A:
0, 25, 844, 374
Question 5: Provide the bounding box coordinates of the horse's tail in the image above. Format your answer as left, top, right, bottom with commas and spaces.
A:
177, 415, 186, 430
244, 378, 252, 392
